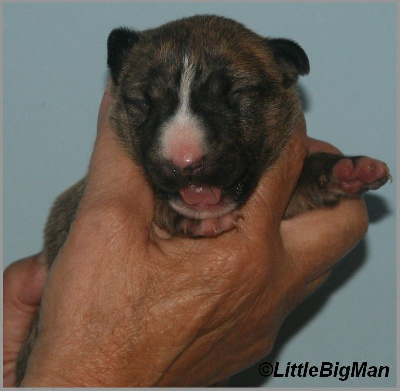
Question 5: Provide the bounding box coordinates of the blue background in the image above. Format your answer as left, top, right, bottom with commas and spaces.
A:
3, 2, 397, 387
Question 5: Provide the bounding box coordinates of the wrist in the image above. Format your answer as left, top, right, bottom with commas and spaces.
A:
21, 343, 163, 387
20, 323, 178, 387
19, 296, 200, 387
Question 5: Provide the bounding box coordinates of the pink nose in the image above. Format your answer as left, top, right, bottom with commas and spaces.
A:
168, 142, 204, 169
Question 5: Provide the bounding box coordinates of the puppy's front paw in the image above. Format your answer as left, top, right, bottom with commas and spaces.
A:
285, 153, 391, 218
181, 212, 242, 237
321, 156, 392, 195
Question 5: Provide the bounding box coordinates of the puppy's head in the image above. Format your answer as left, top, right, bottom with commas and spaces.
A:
108, 15, 309, 220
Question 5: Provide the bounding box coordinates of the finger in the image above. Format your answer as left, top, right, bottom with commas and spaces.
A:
307, 137, 343, 155
240, 113, 308, 233
3, 253, 47, 310
303, 270, 331, 299
76, 83, 154, 234
281, 196, 368, 284
89, 82, 153, 203
3, 254, 47, 387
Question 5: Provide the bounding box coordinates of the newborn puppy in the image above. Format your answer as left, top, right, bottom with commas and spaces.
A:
46, 14, 391, 251
16, 14, 390, 385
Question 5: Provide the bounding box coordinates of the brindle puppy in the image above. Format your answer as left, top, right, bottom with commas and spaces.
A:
15, 15, 390, 385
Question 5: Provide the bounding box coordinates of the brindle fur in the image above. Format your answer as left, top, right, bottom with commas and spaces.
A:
107, 15, 306, 234
15, 15, 390, 385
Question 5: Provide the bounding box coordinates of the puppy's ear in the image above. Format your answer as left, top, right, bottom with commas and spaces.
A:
107, 27, 140, 84
267, 38, 310, 88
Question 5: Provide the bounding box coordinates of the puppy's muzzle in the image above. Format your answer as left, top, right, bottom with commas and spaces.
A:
149, 153, 247, 220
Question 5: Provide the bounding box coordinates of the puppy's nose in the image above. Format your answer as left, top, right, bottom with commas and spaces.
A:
170, 149, 204, 171
166, 136, 204, 170
162, 114, 206, 169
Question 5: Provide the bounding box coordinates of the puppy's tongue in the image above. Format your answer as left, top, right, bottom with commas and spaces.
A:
179, 184, 222, 205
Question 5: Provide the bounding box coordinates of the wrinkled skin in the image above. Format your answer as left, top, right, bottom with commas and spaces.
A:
3, 85, 368, 387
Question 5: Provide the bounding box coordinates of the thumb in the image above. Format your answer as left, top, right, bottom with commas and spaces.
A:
240, 113, 307, 235
76, 82, 155, 238
3, 253, 47, 386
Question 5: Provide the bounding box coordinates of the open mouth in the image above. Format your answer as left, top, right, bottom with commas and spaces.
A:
168, 183, 237, 219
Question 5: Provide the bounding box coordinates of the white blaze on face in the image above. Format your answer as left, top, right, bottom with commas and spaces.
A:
161, 56, 205, 168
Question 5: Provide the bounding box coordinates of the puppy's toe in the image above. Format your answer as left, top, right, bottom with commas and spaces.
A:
183, 212, 241, 237
152, 222, 173, 239
322, 157, 391, 195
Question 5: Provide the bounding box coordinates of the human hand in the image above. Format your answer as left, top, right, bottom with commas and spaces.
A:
16, 85, 367, 386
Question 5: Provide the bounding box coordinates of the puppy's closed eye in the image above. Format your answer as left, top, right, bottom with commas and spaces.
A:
228, 85, 263, 106
123, 95, 150, 111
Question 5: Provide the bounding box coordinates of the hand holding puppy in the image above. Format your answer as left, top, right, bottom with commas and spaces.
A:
3, 85, 368, 387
